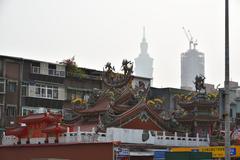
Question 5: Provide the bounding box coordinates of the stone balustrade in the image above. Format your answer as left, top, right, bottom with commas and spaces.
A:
1, 127, 209, 147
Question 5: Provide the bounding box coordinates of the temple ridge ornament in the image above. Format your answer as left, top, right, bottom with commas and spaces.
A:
121, 59, 133, 76
193, 74, 206, 93
102, 59, 133, 88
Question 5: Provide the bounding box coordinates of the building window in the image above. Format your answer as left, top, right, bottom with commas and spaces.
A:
21, 82, 28, 96
6, 105, 16, 117
53, 87, 58, 99
35, 84, 41, 96
8, 81, 17, 92
31, 62, 40, 74
41, 85, 46, 97
22, 109, 29, 116
47, 85, 53, 98
0, 105, 3, 119
0, 60, 3, 76
67, 89, 75, 100
22, 108, 36, 116
34, 84, 58, 99
48, 64, 56, 76
59, 71, 65, 77
0, 95, 4, 105
0, 79, 5, 93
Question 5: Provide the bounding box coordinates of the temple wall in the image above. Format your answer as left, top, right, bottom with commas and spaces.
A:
0, 142, 114, 160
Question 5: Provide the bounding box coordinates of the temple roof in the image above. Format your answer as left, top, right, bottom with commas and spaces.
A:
111, 104, 132, 113
178, 100, 218, 109
76, 97, 110, 114
5, 126, 28, 137
176, 114, 219, 122
107, 100, 171, 131
114, 87, 134, 105
18, 112, 62, 124
42, 124, 67, 134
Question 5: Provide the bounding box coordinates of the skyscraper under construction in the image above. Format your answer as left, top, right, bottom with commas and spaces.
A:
181, 28, 205, 90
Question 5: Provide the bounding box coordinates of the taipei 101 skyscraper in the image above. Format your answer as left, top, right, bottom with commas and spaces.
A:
134, 28, 153, 79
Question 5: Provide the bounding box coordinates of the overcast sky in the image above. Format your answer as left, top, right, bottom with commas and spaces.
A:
0, 0, 239, 88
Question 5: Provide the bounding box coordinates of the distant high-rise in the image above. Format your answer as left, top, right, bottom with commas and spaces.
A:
181, 46, 205, 91
134, 28, 153, 79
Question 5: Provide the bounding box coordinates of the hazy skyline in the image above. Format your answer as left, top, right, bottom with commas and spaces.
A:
0, 0, 239, 88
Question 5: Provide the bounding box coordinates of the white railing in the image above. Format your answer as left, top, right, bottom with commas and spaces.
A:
106, 128, 209, 147
1, 127, 209, 147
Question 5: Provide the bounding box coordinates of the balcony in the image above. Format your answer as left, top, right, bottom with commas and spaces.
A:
48, 68, 65, 77
22, 84, 66, 101
31, 66, 65, 78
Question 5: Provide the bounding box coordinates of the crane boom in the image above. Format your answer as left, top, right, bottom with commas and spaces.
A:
182, 27, 193, 49
182, 27, 190, 41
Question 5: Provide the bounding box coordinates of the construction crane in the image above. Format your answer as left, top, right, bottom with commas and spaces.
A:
182, 27, 198, 50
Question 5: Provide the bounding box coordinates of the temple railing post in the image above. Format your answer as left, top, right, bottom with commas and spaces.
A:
174, 132, 177, 145
207, 133, 210, 145
77, 126, 81, 142
185, 132, 189, 146
163, 131, 166, 145
196, 133, 199, 146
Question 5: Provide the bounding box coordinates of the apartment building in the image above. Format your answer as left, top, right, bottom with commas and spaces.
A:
0, 56, 22, 127
0, 55, 66, 127
21, 58, 66, 115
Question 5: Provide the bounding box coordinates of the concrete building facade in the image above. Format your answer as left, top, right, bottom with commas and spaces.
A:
219, 82, 240, 127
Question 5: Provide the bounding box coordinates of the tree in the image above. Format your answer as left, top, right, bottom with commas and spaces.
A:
61, 56, 85, 78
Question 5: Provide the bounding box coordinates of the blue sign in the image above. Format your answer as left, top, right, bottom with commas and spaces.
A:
117, 148, 129, 157
230, 148, 236, 156
191, 149, 199, 152
154, 151, 166, 159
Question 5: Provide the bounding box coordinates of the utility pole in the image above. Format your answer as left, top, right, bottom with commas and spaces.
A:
224, 0, 231, 159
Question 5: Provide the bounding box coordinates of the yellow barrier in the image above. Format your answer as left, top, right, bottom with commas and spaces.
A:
171, 146, 240, 158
